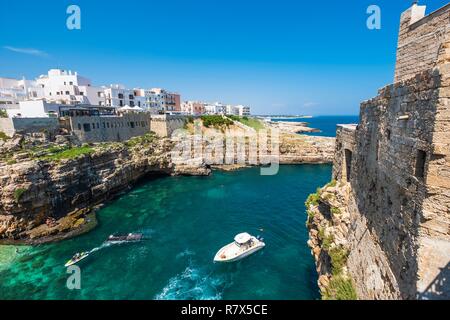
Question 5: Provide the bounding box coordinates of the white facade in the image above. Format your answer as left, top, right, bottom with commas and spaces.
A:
103, 84, 136, 108
237, 105, 251, 116
35, 69, 93, 105
205, 102, 226, 115
7, 100, 60, 118
225, 105, 239, 115
0, 77, 43, 110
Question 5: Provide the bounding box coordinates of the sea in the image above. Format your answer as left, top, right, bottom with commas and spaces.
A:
0, 116, 356, 300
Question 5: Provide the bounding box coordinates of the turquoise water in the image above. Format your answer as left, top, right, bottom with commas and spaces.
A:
0, 165, 331, 300
272, 115, 359, 137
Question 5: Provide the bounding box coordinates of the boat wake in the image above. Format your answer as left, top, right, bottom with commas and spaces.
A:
176, 249, 196, 259
155, 263, 227, 300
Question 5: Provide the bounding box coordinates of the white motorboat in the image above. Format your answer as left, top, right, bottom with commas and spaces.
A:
214, 233, 265, 263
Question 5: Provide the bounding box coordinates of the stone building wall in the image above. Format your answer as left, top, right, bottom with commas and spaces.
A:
69, 113, 151, 143
309, 3, 450, 300
150, 114, 186, 137
394, 3, 450, 82
0, 117, 60, 137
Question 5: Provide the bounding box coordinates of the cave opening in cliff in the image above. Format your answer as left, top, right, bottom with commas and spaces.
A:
415, 149, 427, 179
344, 149, 352, 182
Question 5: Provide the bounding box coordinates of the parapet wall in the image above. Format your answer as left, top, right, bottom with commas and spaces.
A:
0, 117, 59, 137
394, 3, 450, 82
150, 114, 187, 137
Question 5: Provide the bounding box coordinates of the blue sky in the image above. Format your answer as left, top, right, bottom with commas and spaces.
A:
0, 0, 448, 115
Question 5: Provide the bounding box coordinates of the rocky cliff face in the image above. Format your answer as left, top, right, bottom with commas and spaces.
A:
0, 135, 210, 243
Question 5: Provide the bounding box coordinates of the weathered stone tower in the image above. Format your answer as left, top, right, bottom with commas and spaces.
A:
307, 3, 450, 299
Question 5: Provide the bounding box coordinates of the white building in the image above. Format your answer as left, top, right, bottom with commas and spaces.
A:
236, 105, 251, 116
0, 77, 44, 110
103, 84, 137, 108
204, 102, 226, 115
225, 104, 239, 115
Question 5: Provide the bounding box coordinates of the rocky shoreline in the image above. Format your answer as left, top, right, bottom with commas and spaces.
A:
0, 129, 334, 244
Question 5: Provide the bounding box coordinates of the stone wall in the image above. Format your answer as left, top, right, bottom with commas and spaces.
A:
394, 3, 450, 82
0, 117, 60, 137
150, 114, 187, 137
308, 3, 450, 300
69, 113, 151, 143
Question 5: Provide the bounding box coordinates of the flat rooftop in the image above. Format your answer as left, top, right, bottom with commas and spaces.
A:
337, 124, 358, 130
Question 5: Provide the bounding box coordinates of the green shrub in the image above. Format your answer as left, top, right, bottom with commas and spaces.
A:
329, 246, 349, 275
14, 188, 27, 202
6, 159, 16, 165
305, 189, 321, 208
330, 207, 341, 215
327, 179, 337, 188
322, 234, 334, 251
0, 131, 9, 141
306, 209, 315, 227
125, 133, 156, 148
201, 115, 233, 128
323, 276, 357, 300
0, 109, 8, 118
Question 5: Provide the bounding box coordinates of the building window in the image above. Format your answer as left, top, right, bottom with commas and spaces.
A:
83, 123, 91, 132
66, 91, 70, 95
118, 93, 124, 99
120, 100, 123, 107
80, 92, 84, 96
415, 150, 427, 179
77, 123, 81, 130
69, 81, 73, 85
103, 122, 106, 128
386, 129, 391, 141
344, 149, 352, 182
107, 122, 110, 128
92, 123, 95, 129
97, 123, 100, 129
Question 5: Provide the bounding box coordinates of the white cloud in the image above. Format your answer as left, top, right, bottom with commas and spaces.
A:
303, 102, 319, 108
3, 46, 49, 57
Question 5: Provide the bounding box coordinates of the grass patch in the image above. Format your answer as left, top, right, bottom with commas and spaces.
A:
228, 115, 265, 131
125, 133, 157, 148
322, 276, 357, 300
39, 145, 94, 161
14, 188, 27, 203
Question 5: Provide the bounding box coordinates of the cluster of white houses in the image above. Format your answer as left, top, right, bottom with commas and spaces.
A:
0, 69, 250, 117
0, 69, 251, 142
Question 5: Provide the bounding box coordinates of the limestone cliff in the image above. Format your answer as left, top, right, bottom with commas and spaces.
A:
0, 135, 210, 243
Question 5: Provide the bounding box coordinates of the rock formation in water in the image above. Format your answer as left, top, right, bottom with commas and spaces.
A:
307, 3, 450, 300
